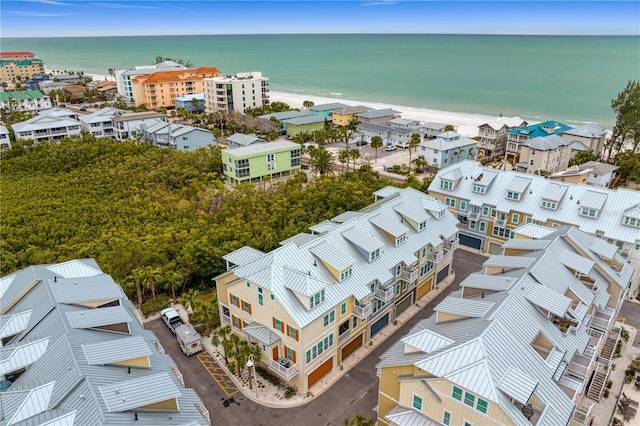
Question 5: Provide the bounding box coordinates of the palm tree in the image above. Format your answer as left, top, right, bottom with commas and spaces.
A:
143, 267, 161, 301
455, 148, 463, 163
338, 149, 349, 172
348, 148, 361, 170
343, 414, 376, 426
468, 147, 475, 160
168, 270, 184, 304
191, 300, 219, 336
444, 124, 455, 132
180, 288, 199, 314
241, 343, 262, 389
370, 136, 383, 161
228, 333, 244, 375
309, 147, 336, 176
212, 325, 233, 365
408, 133, 421, 166
302, 100, 314, 108
412, 156, 427, 173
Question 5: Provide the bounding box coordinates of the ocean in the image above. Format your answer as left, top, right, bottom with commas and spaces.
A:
3, 34, 638, 128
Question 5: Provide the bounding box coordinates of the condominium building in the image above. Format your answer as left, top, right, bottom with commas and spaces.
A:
515, 134, 573, 174
12, 110, 81, 142
0, 259, 209, 425
562, 123, 607, 155
79, 106, 128, 138
376, 226, 630, 426
356, 108, 402, 126
221, 140, 302, 183
131, 67, 221, 109
477, 116, 528, 160
114, 61, 187, 103
0, 52, 45, 85
139, 118, 216, 151
0, 90, 52, 113
331, 105, 373, 127
428, 160, 640, 294
215, 187, 460, 394
203, 71, 269, 114
506, 121, 573, 163
418, 132, 477, 168
174, 93, 205, 113
111, 111, 167, 140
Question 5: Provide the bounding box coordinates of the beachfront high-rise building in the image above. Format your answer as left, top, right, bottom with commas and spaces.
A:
203, 71, 269, 114
130, 67, 222, 109
114, 61, 188, 104
0, 52, 45, 88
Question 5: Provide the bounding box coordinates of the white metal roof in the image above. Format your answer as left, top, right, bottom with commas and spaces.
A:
483, 255, 535, 269
279, 232, 318, 247
0, 337, 49, 376
341, 226, 385, 255
0, 310, 32, 342
309, 241, 355, 272
82, 336, 151, 366
373, 186, 402, 199
283, 267, 328, 297
498, 366, 539, 405
52, 275, 124, 304
309, 220, 339, 234
513, 223, 556, 239
224, 139, 299, 157
501, 239, 551, 251
243, 322, 280, 345
461, 273, 515, 292
401, 329, 454, 354
1, 381, 56, 425
99, 372, 181, 413
369, 213, 407, 238
66, 305, 131, 329
525, 284, 571, 317
46, 259, 102, 278
332, 211, 365, 223
222, 246, 265, 267
393, 203, 430, 227
543, 183, 569, 202
434, 297, 494, 318
558, 248, 595, 274
385, 404, 442, 426
588, 238, 618, 259
505, 176, 532, 194
581, 190, 608, 210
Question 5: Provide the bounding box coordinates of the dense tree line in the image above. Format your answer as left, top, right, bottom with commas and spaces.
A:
1, 135, 392, 302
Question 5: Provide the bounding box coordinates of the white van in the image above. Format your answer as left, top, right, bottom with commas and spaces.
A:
175, 324, 203, 356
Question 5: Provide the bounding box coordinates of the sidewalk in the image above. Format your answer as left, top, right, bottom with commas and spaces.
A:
202, 272, 458, 408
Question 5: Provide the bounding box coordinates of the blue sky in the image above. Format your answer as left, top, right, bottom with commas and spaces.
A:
2, 1, 639, 37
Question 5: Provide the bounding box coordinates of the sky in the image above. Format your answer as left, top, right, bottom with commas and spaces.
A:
2, 0, 639, 37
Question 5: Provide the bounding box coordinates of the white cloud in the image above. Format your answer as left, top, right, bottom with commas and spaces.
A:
5, 10, 78, 16
23, 0, 72, 5
91, 2, 156, 9
361, 0, 397, 6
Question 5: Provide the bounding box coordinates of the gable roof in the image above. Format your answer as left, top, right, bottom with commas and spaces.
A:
523, 134, 573, 150
508, 120, 573, 138
356, 108, 401, 119
562, 122, 606, 138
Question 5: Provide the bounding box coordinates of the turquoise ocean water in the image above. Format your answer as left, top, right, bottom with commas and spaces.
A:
3, 34, 639, 128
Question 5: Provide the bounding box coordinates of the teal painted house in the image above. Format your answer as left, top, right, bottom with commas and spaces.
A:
221, 140, 302, 184
308, 102, 348, 117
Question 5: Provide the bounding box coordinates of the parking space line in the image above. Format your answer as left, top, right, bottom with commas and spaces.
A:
197, 353, 240, 397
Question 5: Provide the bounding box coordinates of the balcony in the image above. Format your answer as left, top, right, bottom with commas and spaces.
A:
468, 211, 480, 220
375, 286, 394, 302
353, 302, 373, 319
443, 238, 459, 252
171, 366, 185, 387
339, 329, 350, 343
221, 312, 231, 325
494, 218, 506, 227
401, 267, 418, 283
269, 358, 299, 380
427, 250, 444, 263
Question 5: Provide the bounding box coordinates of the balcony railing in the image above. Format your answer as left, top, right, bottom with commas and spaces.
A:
375, 287, 394, 302
339, 329, 350, 343
495, 218, 506, 227
197, 403, 211, 425
401, 268, 418, 283
353, 302, 373, 319
171, 366, 185, 387
152, 340, 165, 354
427, 250, 444, 263
269, 358, 299, 380
468, 211, 480, 220
444, 238, 459, 252
131, 308, 144, 327
221, 313, 231, 324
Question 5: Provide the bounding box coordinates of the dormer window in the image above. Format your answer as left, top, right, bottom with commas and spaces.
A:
340, 268, 353, 281
623, 216, 640, 228
440, 180, 453, 190
396, 234, 407, 246
370, 249, 380, 261
581, 207, 598, 218
541, 200, 557, 210
506, 191, 520, 201
438, 210, 445, 219
309, 289, 325, 308
419, 221, 426, 231
472, 185, 486, 194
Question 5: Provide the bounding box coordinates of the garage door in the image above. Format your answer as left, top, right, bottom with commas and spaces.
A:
371, 313, 389, 338
308, 357, 333, 388
488, 242, 503, 255
341, 333, 363, 360
395, 294, 413, 318
459, 234, 482, 250
437, 265, 450, 284
417, 276, 433, 300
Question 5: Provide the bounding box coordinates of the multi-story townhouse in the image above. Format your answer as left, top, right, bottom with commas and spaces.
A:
114, 61, 187, 104
0, 90, 52, 113
562, 123, 607, 155
203, 71, 269, 114
332, 106, 373, 127
139, 118, 216, 151
79, 107, 128, 138
308, 102, 349, 117
389, 118, 421, 129
477, 116, 527, 160
111, 111, 167, 140
418, 131, 477, 168
226, 132, 266, 149
0, 259, 209, 425
428, 160, 640, 295
516, 134, 573, 174
580, 161, 620, 188
131, 67, 221, 109
0, 52, 45, 85
221, 140, 302, 184
12, 111, 81, 143
259, 110, 310, 134
376, 226, 631, 426
215, 187, 460, 394
355, 123, 420, 149
174, 93, 205, 113
506, 121, 573, 163
421, 122, 447, 140
356, 108, 402, 126
283, 115, 328, 137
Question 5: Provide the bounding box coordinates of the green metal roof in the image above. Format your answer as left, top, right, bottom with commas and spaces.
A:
0, 90, 47, 101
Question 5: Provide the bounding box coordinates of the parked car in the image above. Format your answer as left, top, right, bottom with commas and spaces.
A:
161, 307, 184, 334
385, 145, 397, 152
356, 140, 368, 146
79, 107, 87, 111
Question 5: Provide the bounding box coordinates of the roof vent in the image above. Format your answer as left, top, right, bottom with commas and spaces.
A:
115, 387, 119, 394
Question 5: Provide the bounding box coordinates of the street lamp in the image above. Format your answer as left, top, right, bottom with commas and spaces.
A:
246, 355, 258, 397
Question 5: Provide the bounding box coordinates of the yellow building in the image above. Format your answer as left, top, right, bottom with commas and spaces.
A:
377, 226, 630, 426
215, 187, 460, 394
131, 67, 221, 109
331, 105, 373, 127
0, 55, 45, 84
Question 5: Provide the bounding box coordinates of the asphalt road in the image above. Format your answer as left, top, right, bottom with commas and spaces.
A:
147, 249, 488, 426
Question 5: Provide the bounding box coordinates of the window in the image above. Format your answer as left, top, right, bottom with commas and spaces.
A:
242, 300, 252, 314
623, 216, 639, 228
464, 422, 473, 426
370, 248, 380, 261
352, 317, 357, 328
287, 325, 299, 340
581, 207, 598, 218
232, 315, 243, 329
512, 213, 519, 223
419, 221, 426, 231
530, 160, 534, 165
286, 346, 295, 362
445, 197, 456, 207
452, 386, 463, 401
396, 265, 402, 276
246, 281, 251, 288
340, 268, 353, 280
493, 226, 514, 239
270, 293, 275, 301
310, 290, 325, 308
266, 153, 275, 161
460, 200, 467, 210
396, 234, 407, 246
469, 220, 476, 230
506, 191, 520, 200
402, 281, 407, 291
395, 284, 401, 296
464, 392, 475, 407
443, 411, 451, 426
258, 287, 264, 306
268, 163, 276, 171
412, 394, 423, 411
306, 334, 334, 363
440, 180, 453, 190
420, 262, 433, 276
274, 318, 285, 333
476, 398, 489, 414
323, 311, 335, 327
230, 294, 239, 307
472, 185, 486, 194
479, 222, 486, 232
341, 302, 347, 315
482, 206, 489, 216
542, 200, 557, 210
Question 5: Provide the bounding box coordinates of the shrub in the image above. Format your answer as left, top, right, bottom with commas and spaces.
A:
140, 294, 171, 316
193, 324, 206, 335
256, 365, 282, 387
607, 380, 613, 389
621, 327, 630, 342
284, 385, 297, 399
615, 341, 623, 357
625, 368, 636, 383
604, 389, 610, 398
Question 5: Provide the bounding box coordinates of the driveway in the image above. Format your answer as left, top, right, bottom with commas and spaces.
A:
147, 249, 487, 425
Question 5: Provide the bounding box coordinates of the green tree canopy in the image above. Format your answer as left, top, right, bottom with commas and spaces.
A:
569, 150, 597, 167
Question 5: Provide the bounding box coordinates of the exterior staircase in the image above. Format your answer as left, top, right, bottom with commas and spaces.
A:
586, 368, 608, 401
600, 334, 618, 360
586, 329, 620, 401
